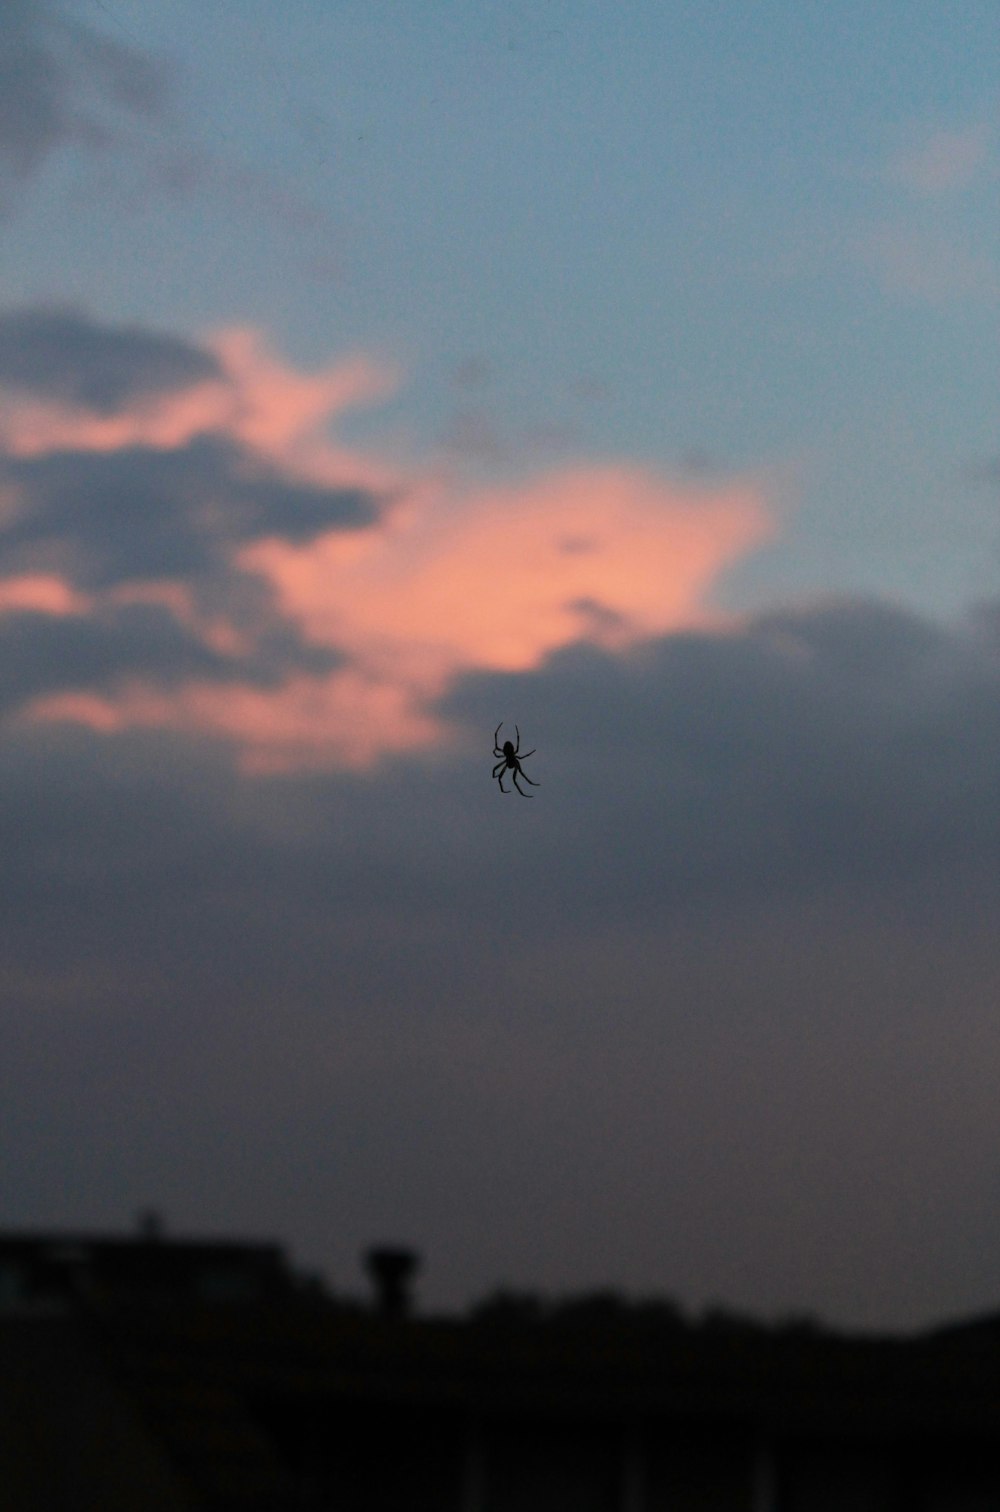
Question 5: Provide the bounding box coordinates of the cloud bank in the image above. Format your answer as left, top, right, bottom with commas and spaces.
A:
2, 301, 998, 1331
0, 304, 774, 770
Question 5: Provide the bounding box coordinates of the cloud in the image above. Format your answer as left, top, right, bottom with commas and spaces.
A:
0, 305, 775, 772
0, 308, 398, 760
4, 584, 997, 948
13, 306, 984, 847
15, 457, 772, 771
1, 582, 997, 1327
0, 305, 223, 413
2, 306, 993, 895
0, 601, 249, 714
0, 434, 379, 586
439, 592, 1000, 919
0, 0, 169, 205
0, 320, 399, 475
235, 466, 772, 766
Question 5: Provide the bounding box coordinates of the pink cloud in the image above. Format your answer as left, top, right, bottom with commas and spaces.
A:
241, 466, 772, 684
21, 671, 440, 774
0, 570, 250, 666
0, 574, 92, 616
3, 327, 777, 772
0, 326, 400, 491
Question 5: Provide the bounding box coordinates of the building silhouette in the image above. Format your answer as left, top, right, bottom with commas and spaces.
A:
1, 1228, 999, 1510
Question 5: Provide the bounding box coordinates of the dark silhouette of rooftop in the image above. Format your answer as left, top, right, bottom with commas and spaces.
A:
3, 1226, 1000, 1510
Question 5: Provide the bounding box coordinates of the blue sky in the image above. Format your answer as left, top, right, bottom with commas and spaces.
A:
0, 0, 997, 1329
6, 0, 996, 618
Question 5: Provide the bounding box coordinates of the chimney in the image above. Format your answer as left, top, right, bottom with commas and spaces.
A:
363, 1245, 420, 1320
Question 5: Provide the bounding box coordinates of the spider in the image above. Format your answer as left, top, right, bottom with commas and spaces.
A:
492, 723, 540, 796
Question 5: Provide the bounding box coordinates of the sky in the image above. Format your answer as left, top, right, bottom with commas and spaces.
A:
0, 0, 997, 1333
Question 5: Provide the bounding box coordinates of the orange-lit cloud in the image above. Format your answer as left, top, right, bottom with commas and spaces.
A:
3, 327, 777, 772
241, 466, 772, 686
21, 670, 441, 774
0, 573, 212, 633
0, 574, 92, 616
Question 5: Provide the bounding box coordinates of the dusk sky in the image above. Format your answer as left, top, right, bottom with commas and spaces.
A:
1, 0, 998, 1332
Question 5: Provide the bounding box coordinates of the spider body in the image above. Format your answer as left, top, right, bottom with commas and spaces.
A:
492, 723, 540, 796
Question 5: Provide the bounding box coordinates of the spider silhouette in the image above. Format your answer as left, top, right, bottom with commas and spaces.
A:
492, 723, 540, 796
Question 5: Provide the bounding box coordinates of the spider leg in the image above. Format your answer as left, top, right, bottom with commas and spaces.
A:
514, 724, 520, 753
494, 722, 503, 750
514, 761, 540, 786
498, 773, 509, 792
512, 769, 533, 796
492, 760, 506, 776
519, 749, 535, 760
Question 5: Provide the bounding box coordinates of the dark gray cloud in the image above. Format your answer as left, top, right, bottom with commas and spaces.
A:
0, 303, 378, 719
440, 594, 1000, 920
0, 603, 232, 710
0, 305, 222, 412
0, 0, 169, 203
1, 432, 380, 586
1, 590, 996, 963
0, 593, 997, 1335
0, 600, 341, 715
